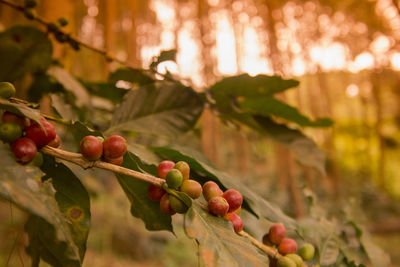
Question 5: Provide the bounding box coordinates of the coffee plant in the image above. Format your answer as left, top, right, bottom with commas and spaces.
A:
0, 0, 391, 266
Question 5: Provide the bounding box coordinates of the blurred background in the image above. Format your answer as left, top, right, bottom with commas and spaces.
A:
1, 0, 400, 266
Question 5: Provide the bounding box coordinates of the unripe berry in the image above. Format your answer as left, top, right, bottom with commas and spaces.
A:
103, 135, 127, 159
0, 82, 16, 99
277, 256, 296, 267
80, 135, 103, 160
278, 238, 298, 255
25, 118, 56, 147
48, 134, 61, 148
147, 184, 165, 201
28, 152, 43, 167
298, 243, 315, 261
174, 161, 190, 180
2, 111, 30, 130
222, 189, 243, 212
105, 156, 123, 165
203, 181, 223, 201
223, 213, 243, 232
160, 194, 176, 216
169, 195, 188, 214
208, 196, 229, 217
232, 206, 241, 215
0, 122, 22, 143
181, 180, 202, 199
166, 169, 183, 189
157, 160, 175, 179
285, 254, 303, 267
11, 138, 37, 164
268, 223, 286, 245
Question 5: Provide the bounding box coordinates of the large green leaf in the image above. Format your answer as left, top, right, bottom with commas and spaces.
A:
151, 145, 297, 230
0, 26, 52, 81
0, 98, 42, 123
116, 151, 173, 232
184, 202, 269, 267
82, 81, 127, 104
0, 143, 81, 266
107, 81, 204, 137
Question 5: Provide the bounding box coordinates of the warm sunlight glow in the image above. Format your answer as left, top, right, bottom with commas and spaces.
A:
215, 11, 237, 75
346, 84, 359, 98
390, 52, 400, 70
349, 52, 375, 72
309, 43, 348, 71
370, 35, 392, 54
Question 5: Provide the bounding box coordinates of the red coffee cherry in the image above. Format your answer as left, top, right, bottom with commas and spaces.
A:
25, 118, 56, 147
224, 213, 243, 232
268, 223, 286, 245
105, 156, 123, 166
157, 160, 175, 179
80, 135, 103, 160
2, 111, 30, 130
174, 161, 190, 180
11, 137, 37, 164
48, 134, 61, 148
181, 180, 202, 199
203, 181, 223, 201
208, 196, 229, 217
160, 194, 176, 216
147, 184, 166, 202
222, 189, 243, 212
103, 135, 127, 159
278, 238, 298, 255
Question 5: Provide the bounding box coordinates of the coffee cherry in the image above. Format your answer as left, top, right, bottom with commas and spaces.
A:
285, 254, 303, 267
157, 160, 175, 179
278, 238, 298, 255
203, 181, 223, 201
169, 194, 188, 214
105, 156, 123, 165
262, 233, 274, 246
232, 206, 241, 215
11, 138, 37, 164
80, 135, 103, 160
103, 135, 127, 159
160, 194, 176, 216
0, 122, 22, 143
277, 256, 296, 267
147, 184, 166, 201
222, 189, 243, 212
298, 243, 315, 261
223, 213, 243, 232
166, 169, 183, 189
48, 134, 61, 148
174, 161, 190, 180
0, 82, 16, 99
208, 196, 229, 217
2, 111, 30, 130
25, 118, 56, 147
28, 152, 43, 167
181, 180, 202, 199
268, 223, 286, 245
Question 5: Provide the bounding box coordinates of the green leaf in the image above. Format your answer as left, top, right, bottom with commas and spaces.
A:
28, 73, 65, 102
240, 97, 333, 127
0, 143, 81, 266
0, 26, 52, 81
109, 67, 154, 86
0, 98, 42, 123
116, 151, 173, 232
107, 81, 204, 137
150, 49, 177, 69
82, 81, 127, 104
70, 121, 103, 146
152, 145, 297, 230
184, 202, 269, 267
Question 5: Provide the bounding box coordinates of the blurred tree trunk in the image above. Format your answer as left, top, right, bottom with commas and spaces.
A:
104, 0, 117, 75
127, 0, 140, 66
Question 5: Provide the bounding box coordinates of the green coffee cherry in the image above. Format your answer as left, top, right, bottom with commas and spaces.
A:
285, 254, 303, 267
169, 194, 188, 214
166, 169, 183, 189
0, 82, 16, 99
298, 243, 315, 261
277, 256, 296, 267
0, 122, 22, 143
28, 152, 43, 167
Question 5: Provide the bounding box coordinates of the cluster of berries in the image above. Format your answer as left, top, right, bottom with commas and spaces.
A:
262, 223, 315, 267
0, 111, 60, 165
79, 135, 127, 165
148, 160, 202, 215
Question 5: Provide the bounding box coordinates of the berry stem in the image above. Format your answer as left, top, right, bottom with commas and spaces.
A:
238, 230, 282, 260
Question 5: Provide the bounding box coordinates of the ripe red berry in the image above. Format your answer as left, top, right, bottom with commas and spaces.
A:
48, 134, 61, 148
268, 223, 286, 245
174, 161, 190, 180
160, 193, 176, 216
224, 213, 243, 232
157, 160, 175, 179
181, 180, 202, 199
278, 238, 298, 255
80, 135, 103, 160
147, 184, 166, 201
222, 189, 243, 212
203, 181, 223, 201
208, 196, 229, 217
2, 111, 30, 130
11, 138, 37, 164
105, 156, 123, 165
103, 135, 127, 159
25, 118, 56, 147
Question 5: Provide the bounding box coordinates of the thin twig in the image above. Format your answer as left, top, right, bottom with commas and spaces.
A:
238, 231, 281, 259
